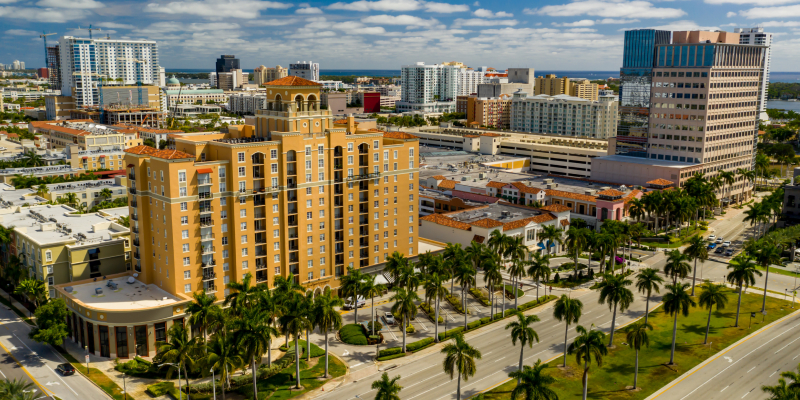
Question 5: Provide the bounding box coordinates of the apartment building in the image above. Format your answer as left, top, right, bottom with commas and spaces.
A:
534, 74, 600, 101
289, 61, 320, 82
228, 92, 267, 115
398, 62, 489, 113
510, 93, 618, 139
41, 177, 128, 209
465, 95, 512, 129
254, 65, 288, 86
126, 75, 419, 301
736, 27, 772, 121
0, 165, 84, 184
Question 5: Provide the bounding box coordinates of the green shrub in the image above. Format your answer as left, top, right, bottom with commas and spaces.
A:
517, 295, 556, 312
467, 320, 482, 330
479, 316, 491, 324
438, 327, 464, 341
406, 337, 434, 352
339, 324, 368, 345
378, 347, 403, 357
420, 302, 444, 323
553, 273, 560, 283
367, 320, 383, 333
469, 288, 491, 306
377, 353, 406, 361
446, 295, 469, 314
406, 323, 415, 334
277, 340, 325, 357
146, 382, 174, 397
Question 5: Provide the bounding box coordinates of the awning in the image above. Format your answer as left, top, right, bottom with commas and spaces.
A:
375, 274, 389, 285
99, 155, 105, 158
81, 156, 88, 160
127, 164, 134, 168
87, 248, 100, 255
197, 168, 213, 174
537, 243, 545, 249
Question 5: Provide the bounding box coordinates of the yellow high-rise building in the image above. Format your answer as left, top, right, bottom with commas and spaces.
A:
534, 74, 599, 101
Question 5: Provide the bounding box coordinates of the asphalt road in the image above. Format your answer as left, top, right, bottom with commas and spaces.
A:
0, 303, 110, 400
319, 285, 660, 400
648, 310, 800, 400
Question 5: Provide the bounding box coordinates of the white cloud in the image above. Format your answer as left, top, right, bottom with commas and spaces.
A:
4, 29, 38, 36
37, 0, 102, 8
473, 1, 479, 5
705, 0, 800, 4
245, 18, 298, 26
596, 18, 639, 24
296, 6, 322, 13
625, 19, 720, 31
361, 14, 440, 26
552, 19, 595, 26
145, 0, 292, 19
327, 0, 468, 13
526, 0, 686, 19
0, 0, 20, 3
424, 2, 469, 13
0, 6, 87, 22
452, 18, 517, 27
94, 22, 136, 29
757, 20, 800, 26
740, 4, 800, 18
473, 8, 512, 17
726, 11, 737, 17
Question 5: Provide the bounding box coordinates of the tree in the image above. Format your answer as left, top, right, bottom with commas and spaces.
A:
187, 291, 221, 346
312, 292, 343, 378
624, 321, 652, 390
99, 188, 113, 202
201, 333, 242, 400
635, 268, 664, 326
727, 254, 761, 327
596, 273, 634, 347
35, 184, 48, 197
565, 228, 587, 277
539, 225, 563, 256
506, 310, 541, 383
526, 253, 551, 302
385, 251, 408, 284
553, 295, 583, 367
0, 378, 37, 400
698, 281, 728, 345
390, 288, 419, 353
664, 250, 691, 284
21, 150, 43, 167
761, 378, 798, 400
29, 298, 70, 346
360, 274, 385, 336
441, 333, 482, 400
482, 255, 503, 320
278, 293, 311, 389
15, 279, 45, 309
372, 372, 402, 400
684, 235, 709, 296
507, 360, 559, 400
425, 271, 447, 342
663, 283, 696, 365
154, 324, 200, 397
506, 236, 528, 311
234, 306, 278, 395
753, 242, 782, 313
117, 215, 130, 227
455, 263, 476, 330
568, 325, 608, 400
63, 192, 78, 208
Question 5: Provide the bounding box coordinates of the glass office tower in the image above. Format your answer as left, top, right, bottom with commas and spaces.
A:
615, 29, 671, 157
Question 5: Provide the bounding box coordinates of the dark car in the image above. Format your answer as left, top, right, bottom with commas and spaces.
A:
715, 246, 725, 254
725, 248, 735, 257
56, 363, 75, 376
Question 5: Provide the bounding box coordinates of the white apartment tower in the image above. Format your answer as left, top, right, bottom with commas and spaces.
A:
289, 61, 320, 81
735, 27, 772, 121
398, 62, 486, 113
58, 36, 160, 107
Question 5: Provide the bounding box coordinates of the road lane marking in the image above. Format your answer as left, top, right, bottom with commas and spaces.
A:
403, 364, 435, 379
747, 366, 756, 373
404, 372, 444, 390
494, 357, 505, 363
351, 363, 363, 368
775, 336, 800, 354
721, 385, 729, 392
769, 369, 779, 377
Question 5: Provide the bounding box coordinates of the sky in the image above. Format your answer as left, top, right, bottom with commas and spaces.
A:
1, 0, 800, 71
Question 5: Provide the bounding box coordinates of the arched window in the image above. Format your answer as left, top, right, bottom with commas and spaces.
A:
307, 94, 318, 111
295, 94, 304, 111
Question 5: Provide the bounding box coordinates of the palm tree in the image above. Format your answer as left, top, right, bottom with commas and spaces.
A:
425, 272, 447, 342
0, 378, 37, 400
441, 333, 482, 400
63, 192, 78, 208
385, 251, 408, 284
372, 372, 402, 400
117, 215, 130, 227
35, 184, 48, 197
628, 198, 646, 223
596, 273, 634, 347
506, 236, 528, 310
720, 170, 735, 205
312, 292, 343, 378
664, 250, 691, 284
202, 333, 242, 400
360, 274, 385, 336
684, 235, 709, 296
663, 282, 696, 365
154, 324, 200, 398
624, 321, 652, 390
22, 150, 44, 167
390, 288, 419, 353
443, 242, 467, 293
506, 310, 541, 383
635, 268, 664, 326
507, 360, 559, 400
455, 263, 476, 330
727, 254, 761, 327
744, 202, 766, 239
540, 225, 563, 256
565, 228, 587, 277
753, 242, 782, 313
100, 187, 113, 201
553, 294, 583, 367
233, 305, 277, 396
698, 281, 728, 345
568, 325, 608, 400
187, 291, 221, 346
526, 253, 551, 302
340, 267, 364, 324
278, 293, 312, 389
15, 279, 45, 309
396, 262, 421, 293
761, 378, 798, 400
483, 256, 503, 320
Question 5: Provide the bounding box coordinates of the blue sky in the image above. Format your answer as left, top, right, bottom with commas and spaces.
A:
1, 0, 800, 71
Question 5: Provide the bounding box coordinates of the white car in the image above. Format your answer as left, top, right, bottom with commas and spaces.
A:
716, 237, 724, 244
722, 241, 732, 247
343, 296, 366, 310
383, 312, 396, 325
707, 235, 716, 242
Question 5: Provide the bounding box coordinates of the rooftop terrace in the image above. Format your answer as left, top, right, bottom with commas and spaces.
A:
61, 276, 180, 310
0, 205, 129, 246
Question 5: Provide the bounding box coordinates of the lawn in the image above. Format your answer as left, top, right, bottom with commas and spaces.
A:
481, 289, 794, 400
236, 355, 347, 400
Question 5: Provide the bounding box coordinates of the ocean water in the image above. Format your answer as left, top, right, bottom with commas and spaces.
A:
767, 100, 800, 112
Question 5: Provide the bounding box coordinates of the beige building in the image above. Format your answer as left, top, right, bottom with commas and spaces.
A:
30, 121, 137, 151
534, 74, 599, 101
45, 96, 76, 120
510, 93, 618, 139
465, 95, 512, 129
217, 69, 246, 91
254, 65, 288, 86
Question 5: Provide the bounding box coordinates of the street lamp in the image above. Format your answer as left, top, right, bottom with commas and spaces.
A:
163, 362, 183, 400
211, 368, 216, 400
122, 372, 127, 400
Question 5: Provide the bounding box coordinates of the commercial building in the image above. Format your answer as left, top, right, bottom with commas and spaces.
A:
510, 92, 618, 139
736, 27, 772, 121
163, 88, 226, 108
217, 69, 246, 91
45, 96, 76, 120
46, 46, 61, 89
37, 68, 48, 79
592, 30, 764, 203
129, 126, 184, 146
38, 177, 128, 209
0, 165, 85, 184
534, 75, 600, 101
29, 120, 133, 151
215, 55, 240, 89
289, 61, 320, 82
57, 37, 160, 107
254, 65, 288, 86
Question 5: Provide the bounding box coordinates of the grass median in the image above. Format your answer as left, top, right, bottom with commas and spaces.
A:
480, 288, 794, 400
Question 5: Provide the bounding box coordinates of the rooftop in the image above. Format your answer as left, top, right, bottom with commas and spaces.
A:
60, 275, 180, 311
0, 165, 82, 176
0, 205, 129, 246
0, 184, 43, 207
46, 178, 124, 195
264, 76, 321, 87
446, 203, 542, 225
594, 154, 696, 168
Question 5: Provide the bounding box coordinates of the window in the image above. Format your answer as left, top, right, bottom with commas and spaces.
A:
273, 229, 279, 238
270, 149, 277, 159
242, 260, 248, 269
307, 236, 313, 244
45, 251, 51, 262
183, 270, 190, 279
240, 222, 247, 230
271, 164, 278, 173
238, 167, 246, 177
320, 233, 325, 241
240, 209, 247, 218
222, 223, 228, 232
179, 171, 186, 182
181, 216, 188, 225
347, 156, 353, 165
221, 210, 227, 219
182, 230, 189, 239
181, 202, 187, 211
160, 171, 164, 181
347, 143, 353, 152
223, 262, 229, 271
223, 249, 229, 258
222, 236, 228, 245
184, 284, 191, 293
219, 167, 226, 178
308, 272, 313, 280
238, 152, 245, 162
307, 224, 312, 232
183, 244, 189, 252
274, 254, 280, 262
241, 235, 247, 244
239, 181, 246, 193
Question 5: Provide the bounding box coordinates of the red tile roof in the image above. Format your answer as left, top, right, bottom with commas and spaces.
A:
383, 132, 418, 140
431, 175, 446, 180
420, 213, 472, 230
560, 219, 570, 227
472, 235, 485, 243
124, 145, 160, 156
502, 213, 557, 231
470, 218, 504, 228
545, 189, 597, 203
511, 181, 543, 195
438, 180, 457, 190
540, 204, 571, 213
481, 132, 502, 137
263, 76, 321, 86
486, 181, 507, 189
333, 119, 359, 125
151, 149, 195, 160
646, 178, 674, 186
597, 189, 625, 197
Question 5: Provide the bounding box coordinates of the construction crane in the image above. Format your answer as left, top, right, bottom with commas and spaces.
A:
39, 31, 57, 78
75, 24, 101, 39
117, 57, 145, 106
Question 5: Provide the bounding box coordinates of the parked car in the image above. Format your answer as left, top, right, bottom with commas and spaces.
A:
57, 363, 75, 376
725, 248, 735, 257
343, 296, 366, 310
708, 235, 717, 242
383, 312, 396, 325
716, 237, 724, 244
708, 243, 717, 250
722, 241, 731, 247
715, 246, 725, 254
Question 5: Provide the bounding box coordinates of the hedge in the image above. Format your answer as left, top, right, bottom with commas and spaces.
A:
469, 288, 491, 306
467, 319, 482, 330
278, 340, 325, 358
339, 324, 368, 345
407, 337, 434, 352
184, 354, 295, 394
378, 347, 403, 357
376, 353, 407, 362
438, 326, 465, 341
406, 323, 415, 334
420, 302, 444, 324
146, 382, 174, 397
517, 295, 557, 312
446, 295, 470, 314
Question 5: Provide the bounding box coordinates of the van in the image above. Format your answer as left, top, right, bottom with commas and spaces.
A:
343, 296, 366, 310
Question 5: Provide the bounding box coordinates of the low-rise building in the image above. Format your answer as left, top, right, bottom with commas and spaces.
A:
228, 92, 267, 115
41, 177, 128, 209
419, 188, 484, 216
163, 89, 227, 108
29, 121, 133, 151
0, 165, 85, 184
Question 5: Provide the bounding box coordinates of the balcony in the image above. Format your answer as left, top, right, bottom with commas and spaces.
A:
347, 172, 380, 182
199, 206, 213, 214
289, 254, 299, 263
198, 177, 213, 186
202, 271, 216, 280
130, 200, 137, 208
128, 187, 137, 195
133, 239, 139, 247
128, 174, 136, 180
254, 213, 265, 219
132, 226, 139, 234
198, 192, 212, 199
201, 234, 214, 242
201, 260, 216, 268
255, 248, 268, 257
256, 271, 269, 283
203, 282, 217, 293
200, 218, 214, 227
133, 252, 140, 260
201, 246, 215, 255
131, 213, 139, 221
255, 261, 267, 270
